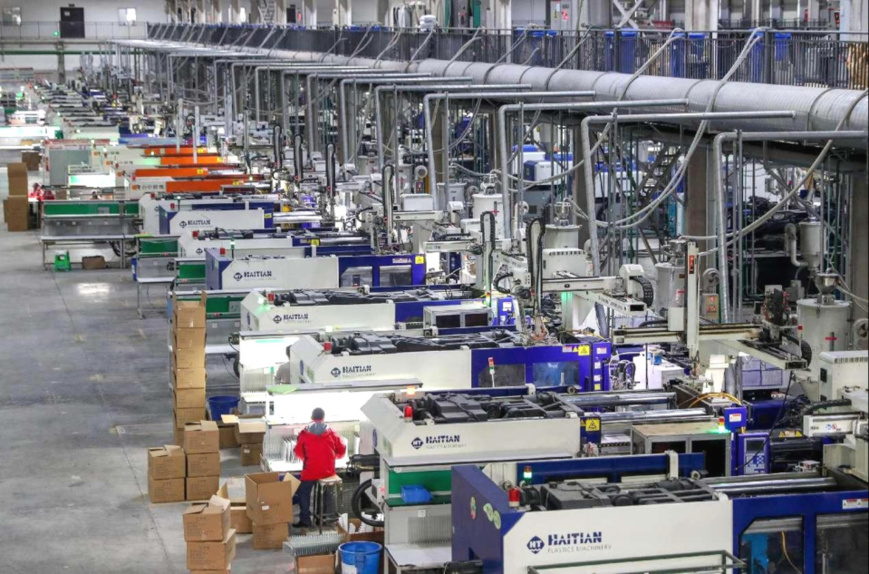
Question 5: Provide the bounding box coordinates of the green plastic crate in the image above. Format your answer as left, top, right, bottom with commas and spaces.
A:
54, 251, 71, 272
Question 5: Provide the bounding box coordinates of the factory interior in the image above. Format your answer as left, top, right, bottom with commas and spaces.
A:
0, 1, 868, 573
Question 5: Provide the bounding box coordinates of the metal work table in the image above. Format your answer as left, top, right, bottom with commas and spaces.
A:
40, 234, 131, 270
137, 276, 175, 319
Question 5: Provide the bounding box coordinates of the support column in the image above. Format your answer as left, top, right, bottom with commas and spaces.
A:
484, 0, 511, 29
685, 0, 720, 31
851, 176, 868, 323
303, 0, 318, 26
336, 0, 351, 26
250, 0, 262, 22
229, 0, 241, 23
685, 144, 713, 250
275, 0, 287, 24
572, 126, 591, 248
840, 0, 868, 40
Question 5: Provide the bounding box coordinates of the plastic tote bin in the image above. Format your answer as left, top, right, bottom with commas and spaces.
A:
400, 485, 432, 504
339, 541, 382, 574
54, 251, 71, 272
207, 395, 239, 419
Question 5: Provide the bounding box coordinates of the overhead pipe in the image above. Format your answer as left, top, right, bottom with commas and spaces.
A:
493, 99, 689, 240
185, 42, 867, 143
421, 91, 595, 206
317, 74, 438, 163
710, 129, 867, 322
305, 72, 444, 154
128, 35, 869, 140
373, 83, 532, 199
341, 75, 479, 166
579, 110, 797, 279
253, 64, 367, 122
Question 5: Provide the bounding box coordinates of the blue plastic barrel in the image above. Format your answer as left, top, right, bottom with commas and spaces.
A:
339, 541, 382, 574
207, 396, 239, 419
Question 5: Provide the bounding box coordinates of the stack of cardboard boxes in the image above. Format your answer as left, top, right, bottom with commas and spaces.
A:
221, 414, 267, 466
4, 163, 31, 232
245, 472, 299, 550
217, 483, 252, 536
183, 495, 236, 573
172, 295, 207, 443
148, 445, 186, 503
184, 421, 221, 501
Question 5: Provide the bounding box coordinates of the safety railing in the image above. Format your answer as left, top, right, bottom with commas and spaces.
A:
0, 21, 147, 40
144, 24, 869, 90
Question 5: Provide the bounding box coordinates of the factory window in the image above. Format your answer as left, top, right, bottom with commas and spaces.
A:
739, 517, 804, 574
815, 513, 869, 573
380, 265, 412, 287
434, 313, 461, 329
476, 364, 525, 388
118, 8, 137, 24
1, 7, 21, 25
340, 266, 372, 287
531, 362, 579, 388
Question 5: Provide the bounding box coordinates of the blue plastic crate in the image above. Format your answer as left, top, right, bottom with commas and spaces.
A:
400, 485, 432, 504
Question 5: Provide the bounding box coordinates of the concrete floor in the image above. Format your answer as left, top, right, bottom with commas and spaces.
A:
0, 158, 292, 573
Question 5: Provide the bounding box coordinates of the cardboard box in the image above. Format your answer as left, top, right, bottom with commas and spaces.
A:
21, 150, 40, 171
174, 295, 207, 329
240, 444, 263, 467
222, 415, 266, 445
147, 445, 186, 480
218, 483, 252, 534
174, 387, 207, 410
337, 518, 385, 545
189, 570, 230, 574
3, 197, 30, 232
7, 163, 28, 196
173, 367, 206, 390
188, 452, 221, 478
184, 421, 220, 454
252, 521, 288, 550
175, 407, 207, 429
175, 327, 206, 350
148, 477, 185, 503
245, 472, 300, 526
187, 528, 236, 571
81, 255, 106, 270
187, 475, 221, 501
183, 495, 231, 542
235, 421, 266, 445
296, 554, 337, 574
173, 346, 206, 370
218, 424, 238, 449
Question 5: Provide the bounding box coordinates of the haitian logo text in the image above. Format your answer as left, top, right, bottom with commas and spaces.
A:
178, 218, 211, 229
527, 531, 609, 555
410, 434, 463, 450
232, 270, 274, 282
273, 313, 309, 324
330, 365, 373, 378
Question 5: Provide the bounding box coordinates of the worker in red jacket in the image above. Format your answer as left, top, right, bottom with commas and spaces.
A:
293, 408, 346, 527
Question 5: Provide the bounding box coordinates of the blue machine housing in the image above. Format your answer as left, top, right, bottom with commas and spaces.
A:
392, 297, 515, 327
204, 251, 428, 290
158, 200, 276, 233
733, 488, 868, 574
468, 337, 611, 391
451, 455, 707, 570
